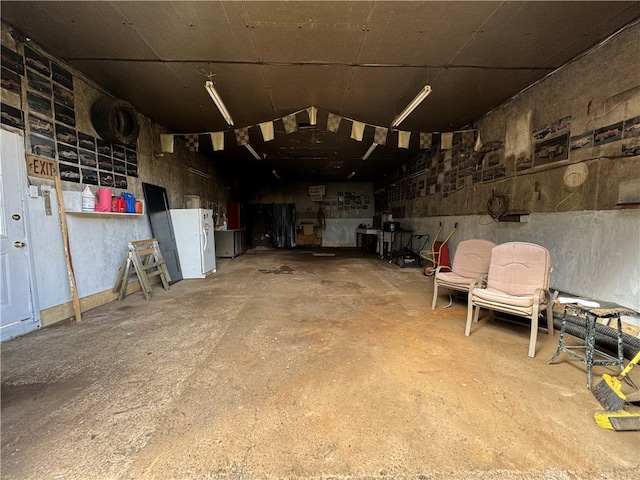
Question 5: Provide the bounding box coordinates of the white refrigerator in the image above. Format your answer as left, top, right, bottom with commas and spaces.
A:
170, 209, 216, 278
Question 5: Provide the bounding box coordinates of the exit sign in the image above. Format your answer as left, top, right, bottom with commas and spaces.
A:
27, 155, 57, 179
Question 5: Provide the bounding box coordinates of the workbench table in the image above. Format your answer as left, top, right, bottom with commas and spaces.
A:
547, 298, 638, 389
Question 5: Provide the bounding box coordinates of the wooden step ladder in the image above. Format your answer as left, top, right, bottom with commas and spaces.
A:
113, 239, 171, 300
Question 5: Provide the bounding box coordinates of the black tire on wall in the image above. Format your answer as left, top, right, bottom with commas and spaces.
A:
90, 97, 140, 146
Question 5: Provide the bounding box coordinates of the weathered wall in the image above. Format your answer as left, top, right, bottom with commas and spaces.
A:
1, 24, 229, 324
389, 22, 640, 312
387, 22, 639, 218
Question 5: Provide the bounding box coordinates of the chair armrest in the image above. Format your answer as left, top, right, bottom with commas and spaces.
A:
468, 277, 484, 294
533, 288, 546, 304
434, 265, 452, 275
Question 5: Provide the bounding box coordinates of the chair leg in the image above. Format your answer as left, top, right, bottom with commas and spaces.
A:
546, 301, 554, 335
465, 294, 475, 336
528, 303, 540, 358
431, 280, 439, 310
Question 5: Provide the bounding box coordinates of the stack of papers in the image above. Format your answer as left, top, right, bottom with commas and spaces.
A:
557, 297, 600, 308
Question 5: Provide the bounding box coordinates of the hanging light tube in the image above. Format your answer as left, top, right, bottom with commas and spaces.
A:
245, 144, 261, 160
188, 167, 210, 179
204, 80, 234, 126
272, 170, 281, 180
346, 171, 356, 179
391, 85, 432, 128
362, 142, 378, 160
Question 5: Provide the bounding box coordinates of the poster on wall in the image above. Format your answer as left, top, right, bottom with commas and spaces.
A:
535, 133, 569, 166
623, 116, 640, 138
1, 46, 24, 76
24, 46, 50, 76
593, 121, 623, 146
570, 131, 593, 151
28, 114, 53, 138
29, 134, 56, 158
5, 42, 139, 190
1, 103, 24, 129
1, 68, 22, 95
59, 163, 80, 183
533, 116, 571, 143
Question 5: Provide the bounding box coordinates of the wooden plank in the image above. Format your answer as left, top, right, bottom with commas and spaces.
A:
118, 258, 132, 300
54, 175, 82, 322
112, 255, 128, 293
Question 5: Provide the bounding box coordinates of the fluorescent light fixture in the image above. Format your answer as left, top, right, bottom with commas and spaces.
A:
346, 171, 356, 179
391, 85, 432, 128
188, 167, 210, 178
272, 170, 281, 180
245, 144, 261, 160
204, 80, 234, 126
362, 142, 378, 160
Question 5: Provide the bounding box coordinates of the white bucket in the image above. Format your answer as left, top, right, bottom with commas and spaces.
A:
81, 186, 95, 211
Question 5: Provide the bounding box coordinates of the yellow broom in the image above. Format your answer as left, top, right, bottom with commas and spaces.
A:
594, 410, 640, 431
591, 351, 640, 411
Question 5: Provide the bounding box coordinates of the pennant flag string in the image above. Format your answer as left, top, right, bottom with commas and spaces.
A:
169, 105, 478, 154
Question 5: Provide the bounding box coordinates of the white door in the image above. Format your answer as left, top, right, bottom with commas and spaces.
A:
1, 129, 40, 341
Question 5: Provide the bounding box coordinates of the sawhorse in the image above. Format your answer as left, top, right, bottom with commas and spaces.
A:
113, 239, 171, 300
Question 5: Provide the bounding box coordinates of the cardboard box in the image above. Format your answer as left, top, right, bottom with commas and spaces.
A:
184, 195, 200, 209
301, 223, 314, 236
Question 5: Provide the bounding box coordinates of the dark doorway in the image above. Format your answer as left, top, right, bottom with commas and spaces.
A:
246, 203, 296, 249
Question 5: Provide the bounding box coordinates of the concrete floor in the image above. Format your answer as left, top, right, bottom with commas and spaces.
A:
1, 248, 638, 480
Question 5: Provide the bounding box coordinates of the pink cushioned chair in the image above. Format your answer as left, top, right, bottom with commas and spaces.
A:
465, 242, 553, 358
432, 239, 496, 310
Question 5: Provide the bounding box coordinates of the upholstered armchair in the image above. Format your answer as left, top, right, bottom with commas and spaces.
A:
465, 242, 553, 358
431, 239, 496, 310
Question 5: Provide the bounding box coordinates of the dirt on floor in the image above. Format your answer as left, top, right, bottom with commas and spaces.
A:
1, 248, 639, 480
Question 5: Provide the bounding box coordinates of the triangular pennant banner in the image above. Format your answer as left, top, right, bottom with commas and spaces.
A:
235, 127, 249, 146
307, 106, 318, 126
260, 121, 275, 142
350, 121, 365, 141
420, 132, 432, 149
211, 132, 224, 151
184, 134, 199, 152
159, 134, 174, 153
398, 130, 411, 149
374, 127, 388, 146
327, 113, 342, 133
441, 132, 453, 150
474, 131, 483, 152
282, 114, 298, 134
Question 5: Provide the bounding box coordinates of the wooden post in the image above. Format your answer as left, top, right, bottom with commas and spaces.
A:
54, 176, 82, 322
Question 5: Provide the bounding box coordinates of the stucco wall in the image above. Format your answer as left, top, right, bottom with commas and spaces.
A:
402, 210, 640, 315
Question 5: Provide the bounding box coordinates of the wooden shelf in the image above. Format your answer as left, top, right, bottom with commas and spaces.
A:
66, 210, 144, 217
